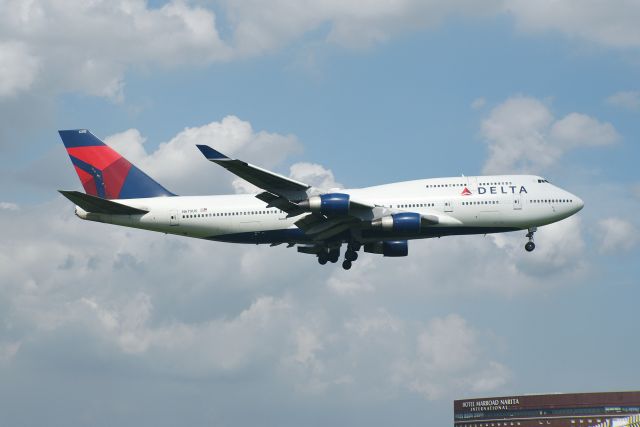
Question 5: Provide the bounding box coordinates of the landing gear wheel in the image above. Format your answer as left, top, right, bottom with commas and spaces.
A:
342, 260, 352, 270
318, 255, 328, 265
524, 227, 537, 253
345, 250, 358, 262
328, 248, 340, 263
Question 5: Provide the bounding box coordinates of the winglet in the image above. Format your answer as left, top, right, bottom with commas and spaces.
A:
196, 145, 229, 160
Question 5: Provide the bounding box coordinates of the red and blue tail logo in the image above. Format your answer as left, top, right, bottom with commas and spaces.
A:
59, 129, 175, 199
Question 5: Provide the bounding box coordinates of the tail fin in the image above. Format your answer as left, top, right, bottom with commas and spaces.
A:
58, 129, 175, 199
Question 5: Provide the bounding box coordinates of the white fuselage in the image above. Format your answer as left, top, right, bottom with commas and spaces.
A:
74, 175, 584, 244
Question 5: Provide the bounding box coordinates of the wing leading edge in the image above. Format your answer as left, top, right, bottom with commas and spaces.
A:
196, 145, 310, 196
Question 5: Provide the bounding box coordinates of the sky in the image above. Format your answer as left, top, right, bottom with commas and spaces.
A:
1, 1, 640, 426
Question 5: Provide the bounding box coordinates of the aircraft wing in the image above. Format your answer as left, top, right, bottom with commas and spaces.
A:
196, 145, 310, 200
196, 144, 375, 216
195, 144, 451, 244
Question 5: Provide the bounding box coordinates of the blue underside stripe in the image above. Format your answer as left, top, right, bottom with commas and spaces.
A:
206, 226, 521, 244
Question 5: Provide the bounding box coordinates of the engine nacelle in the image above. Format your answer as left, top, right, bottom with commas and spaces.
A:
299, 193, 350, 216
364, 240, 409, 257
371, 212, 421, 234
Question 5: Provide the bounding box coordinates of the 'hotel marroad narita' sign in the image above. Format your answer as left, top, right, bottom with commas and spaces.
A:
460, 398, 521, 412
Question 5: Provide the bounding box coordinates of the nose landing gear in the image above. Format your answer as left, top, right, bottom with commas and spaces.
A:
525, 227, 537, 252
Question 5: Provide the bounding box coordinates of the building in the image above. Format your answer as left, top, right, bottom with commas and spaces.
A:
454, 392, 640, 427
593, 414, 640, 427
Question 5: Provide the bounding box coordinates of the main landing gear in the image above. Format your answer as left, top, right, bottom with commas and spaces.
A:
525, 227, 537, 252
317, 247, 340, 265
342, 244, 360, 270
317, 243, 361, 270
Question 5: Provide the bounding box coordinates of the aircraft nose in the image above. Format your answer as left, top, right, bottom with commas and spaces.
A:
574, 196, 584, 212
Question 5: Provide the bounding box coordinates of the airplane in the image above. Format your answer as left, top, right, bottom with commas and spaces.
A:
58, 129, 584, 270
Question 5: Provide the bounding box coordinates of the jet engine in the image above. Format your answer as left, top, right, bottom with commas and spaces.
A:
364, 240, 408, 257
298, 193, 350, 216
371, 212, 421, 234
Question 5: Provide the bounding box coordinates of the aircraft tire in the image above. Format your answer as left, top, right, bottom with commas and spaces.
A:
525, 241, 535, 252
342, 260, 352, 270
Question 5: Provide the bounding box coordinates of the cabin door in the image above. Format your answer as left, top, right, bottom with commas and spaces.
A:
444, 201, 453, 212
512, 196, 522, 210
169, 210, 179, 225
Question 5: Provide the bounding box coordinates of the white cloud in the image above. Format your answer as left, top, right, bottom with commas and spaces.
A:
292, 326, 323, 365
490, 216, 586, 278
506, 0, 640, 49
606, 91, 640, 111
597, 217, 639, 253
392, 314, 510, 400
81, 294, 294, 374
106, 115, 301, 195
231, 178, 261, 194
0, 41, 39, 97
0, 202, 19, 210
5, 0, 495, 100
416, 314, 477, 372
0, 113, 601, 416
0, 341, 21, 363
0, 192, 519, 403
102, 117, 349, 198
481, 96, 556, 173
0, 0, 229, 100
326, 257, 376, 295
1, 0, 639, 103
104, 128, 148, 162
320, 215, 588, 301
344, 309, 401, 337
289, 162, 341, 191
550, 113, 619, 148
222, 0, 502, 53
481, 96, 618, 174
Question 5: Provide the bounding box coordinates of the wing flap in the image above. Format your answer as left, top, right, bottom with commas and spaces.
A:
294, 213, 359, 241
59, 190, 149, 215
255, 191, 306, 217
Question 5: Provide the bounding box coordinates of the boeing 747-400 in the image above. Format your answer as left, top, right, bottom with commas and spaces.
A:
58, 129, 584, 270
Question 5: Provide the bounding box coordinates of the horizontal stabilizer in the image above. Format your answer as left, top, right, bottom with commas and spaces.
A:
59, 190, 149, 215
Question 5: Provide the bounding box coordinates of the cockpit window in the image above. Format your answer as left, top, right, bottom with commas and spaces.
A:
537, 178, 550, 183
